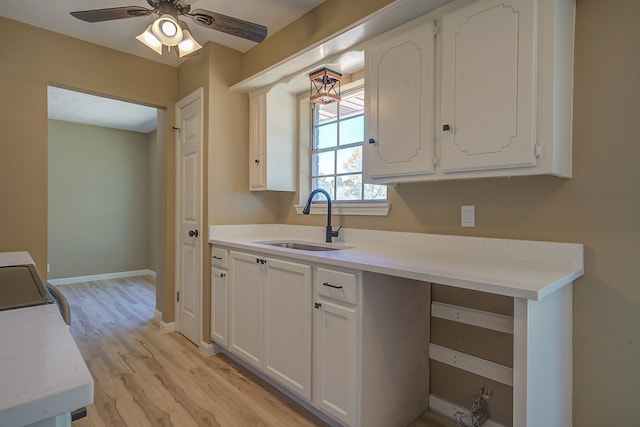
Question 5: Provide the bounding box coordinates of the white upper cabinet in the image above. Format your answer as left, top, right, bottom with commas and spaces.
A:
438, 0, 574, 179
365, 22, 436, 183
249, 84, 297, 191
362, 0, 574, 183
440, 0, 536, 172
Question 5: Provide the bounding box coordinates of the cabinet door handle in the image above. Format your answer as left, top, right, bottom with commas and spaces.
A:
188, 229, 199, 238
212, 256, 223, 260
442, 124, 451, 132
368, 138, 376, 144
314, 302, 322, 309
255, 159, 260, 164
214, 272, 226, 278
322, 282, 343, 289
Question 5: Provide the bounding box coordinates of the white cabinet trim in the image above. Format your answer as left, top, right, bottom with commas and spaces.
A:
431, 301, 514, 334
429, 343, 514, 386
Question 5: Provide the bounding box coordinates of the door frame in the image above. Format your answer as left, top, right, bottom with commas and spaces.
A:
174, 87, 204, 347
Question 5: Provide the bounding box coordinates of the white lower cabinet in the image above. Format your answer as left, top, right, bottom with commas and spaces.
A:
217, 247, 430, 427
263, 256, 312, 399
313, 269, 431, 427
228, 250, 312, 399
313, 270, 359, 426
211, 267, 228, 347
211, 247, 229, 348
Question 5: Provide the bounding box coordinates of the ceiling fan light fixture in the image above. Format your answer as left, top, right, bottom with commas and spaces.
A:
136, 24, 163, 55
177, 28, 202, 57
152, 14, 183, 46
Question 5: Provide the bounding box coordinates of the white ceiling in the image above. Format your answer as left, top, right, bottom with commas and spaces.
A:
0, 0, 325, 68
2, 1, 325, 132
48, 86, 159, 133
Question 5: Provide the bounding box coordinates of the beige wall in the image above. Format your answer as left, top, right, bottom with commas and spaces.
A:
271, 0, 640, 425
0, 17, 177, 319
48, 120, 151, 279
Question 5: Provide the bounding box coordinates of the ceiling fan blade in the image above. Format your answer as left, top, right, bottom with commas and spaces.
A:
189, 9, 267, 43
70, 6, 153, 23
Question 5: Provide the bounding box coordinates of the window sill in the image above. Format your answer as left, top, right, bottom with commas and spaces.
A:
294, 202, 391, 216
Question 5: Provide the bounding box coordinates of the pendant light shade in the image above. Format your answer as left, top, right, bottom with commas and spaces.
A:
177, 26, 202, 57
136, 16, 202, 57
151, 14, 183, 46
136, 24, 163, 55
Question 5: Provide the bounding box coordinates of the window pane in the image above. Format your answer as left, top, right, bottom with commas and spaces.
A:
336, 174, 362, 201
312, 151, 335, 176
310, 85, 387, 205
312, 177, 335, 199
315, 122, 337, 149
364, 183, 387, 200
339, 115, 364, 145
336, 146, 362, 174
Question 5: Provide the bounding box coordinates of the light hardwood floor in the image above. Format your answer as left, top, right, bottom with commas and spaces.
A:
59, 277, 454, 427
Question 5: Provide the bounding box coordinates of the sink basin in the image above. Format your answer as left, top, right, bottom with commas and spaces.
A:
255, 240, 351, 252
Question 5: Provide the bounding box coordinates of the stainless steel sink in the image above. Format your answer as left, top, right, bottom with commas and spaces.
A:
255, 241, 350, 251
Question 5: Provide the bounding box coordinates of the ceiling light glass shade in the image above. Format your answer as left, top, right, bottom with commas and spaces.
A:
177, 29, 202, 57
151, 14, 183, 46
136, 24, 163, 55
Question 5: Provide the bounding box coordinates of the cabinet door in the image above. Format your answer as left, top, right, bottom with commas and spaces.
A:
313, 300, 357, 426
440, 0, 536, 173
229, 251, 264, 368
365, 22, 435, 182
263, 258, 312, 399
211, 267, 228, 347
249, 92, 266, 190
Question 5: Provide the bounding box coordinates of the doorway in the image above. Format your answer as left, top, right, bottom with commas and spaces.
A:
47, 86, 162, 298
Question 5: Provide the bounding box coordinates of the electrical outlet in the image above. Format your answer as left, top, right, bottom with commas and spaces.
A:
461, 205, 475, 227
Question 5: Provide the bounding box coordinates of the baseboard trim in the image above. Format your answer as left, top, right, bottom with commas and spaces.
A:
48, 269, 156, 285
199, 341, 215, 356
159, 321, 175, 333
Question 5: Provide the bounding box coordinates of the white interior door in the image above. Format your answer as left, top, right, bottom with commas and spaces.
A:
175, 88, 203, 346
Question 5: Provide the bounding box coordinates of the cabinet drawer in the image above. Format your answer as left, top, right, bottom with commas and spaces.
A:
315, 268, 358, 305
211, 247, 229, 269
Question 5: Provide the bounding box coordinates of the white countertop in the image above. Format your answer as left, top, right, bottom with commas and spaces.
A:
0, 252, 93, 427
209, 225, 584, 300
0, 251, 35, 268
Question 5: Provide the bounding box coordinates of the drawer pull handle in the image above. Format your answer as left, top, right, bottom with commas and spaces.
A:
212, 256, 223, 260
322, 282, 343, 289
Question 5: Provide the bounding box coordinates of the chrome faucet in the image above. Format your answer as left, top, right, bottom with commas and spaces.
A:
303, 189, 340, 243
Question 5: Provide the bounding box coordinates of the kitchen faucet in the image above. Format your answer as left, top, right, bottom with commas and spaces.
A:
302, 188, 340, 243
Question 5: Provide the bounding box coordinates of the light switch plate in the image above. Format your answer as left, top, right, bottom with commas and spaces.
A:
461, 205, 475, 227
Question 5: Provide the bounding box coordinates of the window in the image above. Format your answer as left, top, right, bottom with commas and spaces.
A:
311, 86, 386, 201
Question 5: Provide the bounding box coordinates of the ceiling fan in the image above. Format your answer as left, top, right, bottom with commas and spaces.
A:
70, 0, 268, 57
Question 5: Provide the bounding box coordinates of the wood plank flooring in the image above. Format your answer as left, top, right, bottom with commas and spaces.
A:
59, 276, 326, 427
58, 276, 454, 427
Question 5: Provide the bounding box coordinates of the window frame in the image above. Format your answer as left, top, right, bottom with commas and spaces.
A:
295, 78, 390, 217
